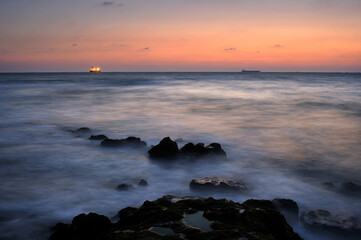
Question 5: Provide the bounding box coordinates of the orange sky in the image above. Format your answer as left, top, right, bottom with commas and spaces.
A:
1, 0, 360, 72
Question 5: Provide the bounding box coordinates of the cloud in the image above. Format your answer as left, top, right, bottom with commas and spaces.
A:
72, 43, 78, 47
224, 48, 236, 51
273, 44, 284, 48
101, 1, 123, 6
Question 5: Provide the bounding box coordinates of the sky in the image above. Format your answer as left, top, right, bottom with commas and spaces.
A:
0, 0, 361, 72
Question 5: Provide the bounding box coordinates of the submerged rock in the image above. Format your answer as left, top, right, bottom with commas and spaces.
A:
189, 177, 247, 192
138, 179, 148, 186
322, 181, 336, 190
75, 127, 91, 132
180, 142, 226, 158
101, 136, 147, 148
89, 135, 108, 140
117, 183, 132, 190
340, 181, 361, 194
301, 209, 361, 233
50, 195, 302, 240
148, 137, 179, 159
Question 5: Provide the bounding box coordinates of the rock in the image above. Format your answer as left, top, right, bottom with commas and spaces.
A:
89, 135, 108, 140
75, 127, 91, 132
272, 199, 299, 222
138, 179, 148, 186
180, 142, 226, 158
272, 198, 299, 216
50, 213, 111, 240
101, 136, 147, 148
301, 209, 361, 233
322, 181, 336, 190
148, 137, 179, 159
50, 195, 302, 240
189, 177, 247, 192
340, 182, 361, 194
117, 183, 132, 190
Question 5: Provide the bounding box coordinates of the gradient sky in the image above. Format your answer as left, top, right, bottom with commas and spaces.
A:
1, 0, 361, 72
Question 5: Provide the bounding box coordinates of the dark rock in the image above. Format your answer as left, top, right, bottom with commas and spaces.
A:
190, 177, 247, 192
50, 213, 111, 240
75, 127, 91, 132
101, 136, 147, 148
117, 183, 132, 190
340, 181, 361, 194
138, 179, 148, 186
180, 142, 226, 158
148, 137, 179, 159
272, 198, 299, 216
322, 181, 336, 190
301, 209, 361, 234
50, 195, 302, 240
89, 135, 108, 140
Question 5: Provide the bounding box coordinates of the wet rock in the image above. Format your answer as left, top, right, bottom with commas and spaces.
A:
189, 177, 247, 192
301, 209, 361, 233
272, 198, 299, 216
117, 183, 132, 190
180, 142, 226, 158
148, 137, 179, 159
101, 136, 147, 148
138, 179, 148, 186
50, 195, 302, 240
89, 135, 108, 140
75, 127, 91, 132
50, 213, 111, 240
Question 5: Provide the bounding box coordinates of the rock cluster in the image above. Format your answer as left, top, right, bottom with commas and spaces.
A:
50, 195, 302, 240
148, 137, 226, 160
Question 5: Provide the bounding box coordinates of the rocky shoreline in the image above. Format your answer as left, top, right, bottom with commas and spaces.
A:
54, 127, 361, 240
50, 195, 303, 240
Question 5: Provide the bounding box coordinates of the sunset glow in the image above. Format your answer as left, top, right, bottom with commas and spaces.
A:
1, 0, 360, 72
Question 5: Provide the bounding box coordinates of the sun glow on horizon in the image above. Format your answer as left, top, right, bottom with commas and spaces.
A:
0, 0, 360, 72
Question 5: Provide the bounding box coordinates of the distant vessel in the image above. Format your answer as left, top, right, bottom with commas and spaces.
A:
89, 66, 101, 72
242, 69, 260, 73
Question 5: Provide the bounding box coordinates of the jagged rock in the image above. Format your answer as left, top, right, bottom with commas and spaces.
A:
148, 137, 227, 160
189, 177, 247, 192
148, 137, 179, 159
89, 135, 108, 140
50, 196, 302, 240
138, 179, 148, 186
101, 136, 147, 148
180, 142, 226, 158
50, 213, 111, 240
301, 209, 361, 233
272, 198, 299, 216
117, 184, 132, 190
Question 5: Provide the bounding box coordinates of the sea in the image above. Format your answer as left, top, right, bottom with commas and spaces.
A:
0, 72, 360, 240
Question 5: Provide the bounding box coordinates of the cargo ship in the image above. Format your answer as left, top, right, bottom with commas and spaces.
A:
89, 66, 101, 72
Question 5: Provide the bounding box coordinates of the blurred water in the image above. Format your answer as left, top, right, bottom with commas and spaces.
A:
0, 72, 360, 239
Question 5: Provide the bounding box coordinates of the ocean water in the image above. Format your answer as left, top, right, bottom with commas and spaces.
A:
0, 72, 360, 240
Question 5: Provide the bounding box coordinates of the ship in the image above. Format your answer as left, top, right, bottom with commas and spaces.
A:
242, 69, 260, 73
89, 66, 101, 72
